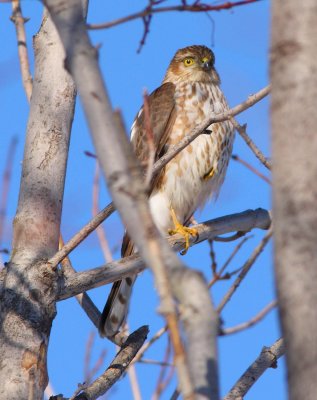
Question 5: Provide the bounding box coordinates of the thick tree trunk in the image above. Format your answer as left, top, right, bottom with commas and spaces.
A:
271, 2, 317, 399
0, 12, 76, 399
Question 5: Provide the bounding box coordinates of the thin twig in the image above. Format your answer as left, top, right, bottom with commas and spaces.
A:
223, 338, 285, 400
208, 235, 252, 288
153, 336, 172, 400
49, 202, 115, 269
122, 323, 143, 400
232, 154, 271, 184
84, 332, 107, 384
132, 326, 168, 364
87, 0, 262, 31
10, 0, 33, 101
217, 228, 273, 313
59, 236, 101, 329
221, 300, 277, 335
92, 162, 113, 263
127, 359, 142, 400
73, 326, 149, 400
208, 239, 217, 274
139, 359, 173, 367
232, 119, 271, 170
0, 136, 18, 262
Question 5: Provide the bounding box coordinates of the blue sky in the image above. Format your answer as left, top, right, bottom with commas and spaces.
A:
0, 1, 285, 399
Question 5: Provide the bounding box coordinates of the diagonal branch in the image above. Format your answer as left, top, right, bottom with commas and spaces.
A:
223, 338, 285, 400
49, 85, 270, 270
57, 208, 271, 301
73, 326, 149, 400
44, 1, 206, 397
217, 227, 273, 313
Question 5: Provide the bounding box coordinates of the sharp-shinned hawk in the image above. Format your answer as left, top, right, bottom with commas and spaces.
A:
99, 45, 235, 337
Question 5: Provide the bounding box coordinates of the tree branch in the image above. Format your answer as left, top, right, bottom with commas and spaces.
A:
10, 0, 33, 101
232, 120, 271, 170
74, 326, 149, 400
217, 227, 273, 313
57, 208, 271, 301
0, 9, 78, 399
87, 0, 262, 31
44, 1, 215, 397
223, 338, 285, 400
221, 300, 277, 335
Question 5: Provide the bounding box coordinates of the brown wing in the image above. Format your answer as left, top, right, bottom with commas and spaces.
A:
122, 82, 176, 257
131, 81, 176, 167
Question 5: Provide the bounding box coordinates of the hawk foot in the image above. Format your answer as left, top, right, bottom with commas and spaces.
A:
168, 208, 198, 255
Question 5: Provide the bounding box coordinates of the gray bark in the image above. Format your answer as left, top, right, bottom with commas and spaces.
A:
0, 12, 76, 400
44, 1, 219, 398
271, 1, 317, 400
224, 338, 285, 400
58, 208, 271, 301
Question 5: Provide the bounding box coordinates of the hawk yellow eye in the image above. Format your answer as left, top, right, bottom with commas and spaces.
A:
202, 56, 210, 64
183, 57, 195, 67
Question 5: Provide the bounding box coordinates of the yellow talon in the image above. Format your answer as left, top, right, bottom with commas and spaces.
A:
168, 207, 198, 255
203, 166, 216, 181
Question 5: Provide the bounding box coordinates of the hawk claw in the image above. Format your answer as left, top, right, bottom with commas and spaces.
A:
168, 208, 198, 254
203, 166, 217, 181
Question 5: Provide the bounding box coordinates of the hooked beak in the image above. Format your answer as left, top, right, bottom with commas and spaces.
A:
202, 60, 212, 71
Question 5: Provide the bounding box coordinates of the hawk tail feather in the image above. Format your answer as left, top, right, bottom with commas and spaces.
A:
98, 233, 136, 337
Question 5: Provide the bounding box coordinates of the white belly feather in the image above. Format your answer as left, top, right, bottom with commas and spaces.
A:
149, 82, 234, 233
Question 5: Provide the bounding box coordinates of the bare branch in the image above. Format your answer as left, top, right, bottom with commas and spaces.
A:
232, 120, 271, 170
45, 1, 221, 397
92, 162, 113, 263
49, 202, 115, 269
57, 208, 271, 301
223, 338, 285, 400
132, 326, 168, 364
87, 0, 263, 31
208, 235, 252, 288
59, 236, 101, 329
10, 0, 33, 101
221, 300, 277, 335
0, 136, 18, 259
73, 326, 149, 400
217, 228, 273, 313
231, 154, 271, 184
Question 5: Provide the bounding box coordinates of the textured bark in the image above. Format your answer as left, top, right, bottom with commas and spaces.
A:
0, 12, 76, 400
224, 338, 285, 400
44, 1, 219, 398
271, 2, 317, 400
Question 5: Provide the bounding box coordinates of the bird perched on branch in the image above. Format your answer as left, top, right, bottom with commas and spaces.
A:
99, 45, 235, 337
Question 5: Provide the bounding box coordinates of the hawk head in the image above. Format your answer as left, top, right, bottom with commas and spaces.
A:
163, 45, 220, 84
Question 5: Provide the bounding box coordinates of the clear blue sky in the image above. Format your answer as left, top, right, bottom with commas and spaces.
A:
0, 1, 285, 399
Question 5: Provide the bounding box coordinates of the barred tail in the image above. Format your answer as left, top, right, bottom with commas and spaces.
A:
98, 233, 135, 337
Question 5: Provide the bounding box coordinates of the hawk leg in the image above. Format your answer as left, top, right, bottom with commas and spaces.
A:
168, 207, 198, 255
